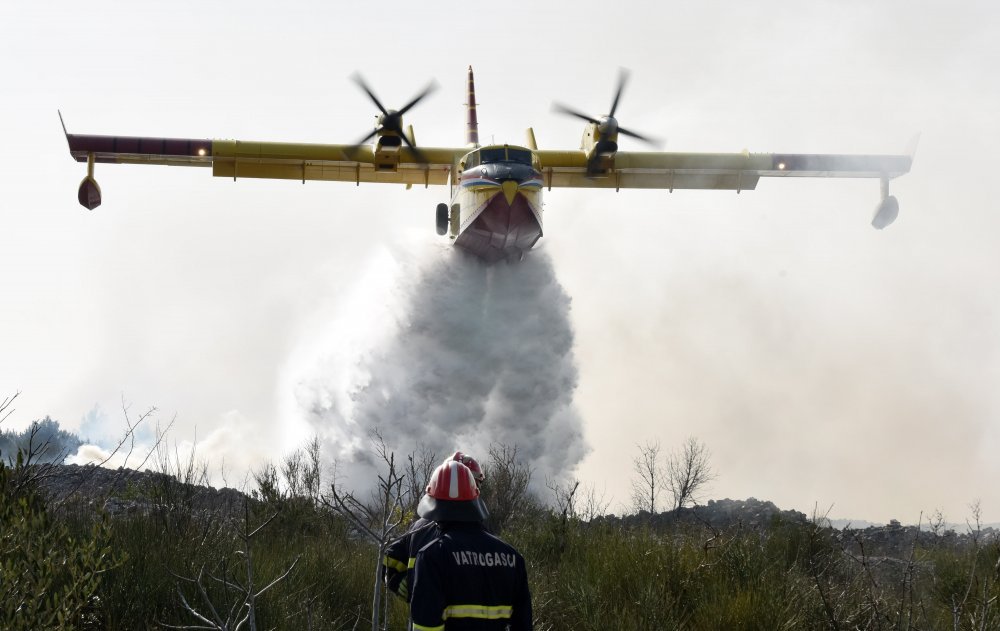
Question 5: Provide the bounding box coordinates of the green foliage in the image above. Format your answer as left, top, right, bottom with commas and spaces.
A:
14, 493, 1000, 630
0, 452, 120, 631
509, 508, 1000, 631
2, 422, 998, 630
88, 486, 387, 630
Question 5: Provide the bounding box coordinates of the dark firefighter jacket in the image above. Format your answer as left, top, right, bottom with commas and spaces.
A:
410, 522, 532, 631
383, 518, 441, 601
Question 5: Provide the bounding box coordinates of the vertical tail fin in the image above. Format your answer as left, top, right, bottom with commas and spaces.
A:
466, 66, 479, 147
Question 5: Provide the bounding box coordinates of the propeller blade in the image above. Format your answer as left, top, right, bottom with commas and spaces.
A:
554, 69, 660, 151
399, 130, 428, 163
351, 128, 380, 148
398, 81, 438, 117
552, 102, 600, 125
351, 73, 389, 116
618, 125, 662, 148
609, 68, 629, 117
348, 73, 436, 162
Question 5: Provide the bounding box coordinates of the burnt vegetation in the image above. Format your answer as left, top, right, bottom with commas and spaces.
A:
2, 399, 998, 630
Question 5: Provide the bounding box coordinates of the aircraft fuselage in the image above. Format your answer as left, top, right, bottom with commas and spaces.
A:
449, 145, 544, 263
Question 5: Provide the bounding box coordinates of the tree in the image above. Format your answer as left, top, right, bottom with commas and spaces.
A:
666, 436, 715, 510
0, 414, 82, 465
401, 443, 438, 516
478, 443, 532, 534
0, 394, 122, 630
630, 440, 664, 514
321, 430, 407, 631
162, 499, 299, 631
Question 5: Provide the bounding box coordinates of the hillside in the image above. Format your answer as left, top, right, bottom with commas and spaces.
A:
4, 457, 998, 629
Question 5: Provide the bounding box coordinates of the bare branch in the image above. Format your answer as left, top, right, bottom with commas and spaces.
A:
666, 436, 716, 511
0, 391, 19, 426
480, 443, 532, 533
245, 511, 280, 540
253, 555, 301, 599
577, 482, 611, 522
403, 443, 438, 513
163, 498, 297, 631
99, 395, 157, 470
173, 584, 219, 629
630, 440, 663, 514
320, 428, 407, 631
195, 566, 226, 628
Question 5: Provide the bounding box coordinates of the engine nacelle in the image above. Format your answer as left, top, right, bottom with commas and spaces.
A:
373, 134, 402, 172
593, 138, 618, 157
584, 139, 618, 176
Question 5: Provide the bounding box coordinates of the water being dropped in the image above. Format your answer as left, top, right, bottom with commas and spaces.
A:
295, 244, 588, 493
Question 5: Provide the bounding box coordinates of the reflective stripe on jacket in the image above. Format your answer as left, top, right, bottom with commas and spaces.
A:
383, 518, 440, 602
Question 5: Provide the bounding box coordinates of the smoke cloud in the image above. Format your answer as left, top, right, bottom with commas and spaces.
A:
290, 241, 588, 494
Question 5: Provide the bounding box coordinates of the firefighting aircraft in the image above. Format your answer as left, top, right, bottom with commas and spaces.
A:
63, 67, 912, 263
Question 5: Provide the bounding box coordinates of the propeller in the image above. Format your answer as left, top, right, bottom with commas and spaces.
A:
350, 73, 437, 162
552, 69, 661, 149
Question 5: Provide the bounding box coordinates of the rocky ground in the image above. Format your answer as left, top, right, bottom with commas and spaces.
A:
32, 463, 997, 555
37, 463, 248, 517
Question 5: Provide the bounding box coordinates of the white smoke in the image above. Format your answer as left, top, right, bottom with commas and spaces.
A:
288, 239, 588, 494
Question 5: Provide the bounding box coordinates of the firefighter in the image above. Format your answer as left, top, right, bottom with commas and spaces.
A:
409, 460, 532, 631
384, 452, 486, 601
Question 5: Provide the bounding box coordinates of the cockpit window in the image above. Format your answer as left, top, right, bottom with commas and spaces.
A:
465, 147, 534, 168
480, 148, 506, 164
507, 149, 532, 165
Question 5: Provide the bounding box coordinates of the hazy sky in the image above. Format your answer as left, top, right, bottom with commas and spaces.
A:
2, 0, 998, 523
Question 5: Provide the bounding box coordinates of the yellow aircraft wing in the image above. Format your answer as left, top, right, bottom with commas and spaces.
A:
63, 66, 914, 230
64, 131, 465, 188
65, 131, 912, 192
210, 140, 463, 186
534, 149, 912, 192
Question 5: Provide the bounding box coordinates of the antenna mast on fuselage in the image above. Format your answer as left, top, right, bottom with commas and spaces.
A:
466, 66, 480, 147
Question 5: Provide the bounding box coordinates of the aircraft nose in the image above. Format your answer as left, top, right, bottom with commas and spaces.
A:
501, 180, 518, 205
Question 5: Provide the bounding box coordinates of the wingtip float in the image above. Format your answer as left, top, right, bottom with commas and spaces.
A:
62, 68, 912, 262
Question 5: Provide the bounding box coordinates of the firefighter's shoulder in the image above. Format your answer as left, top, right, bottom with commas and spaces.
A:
418, 527, 522, 570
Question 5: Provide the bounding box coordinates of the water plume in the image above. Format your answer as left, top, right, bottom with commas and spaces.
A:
292, 242, 587, 494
